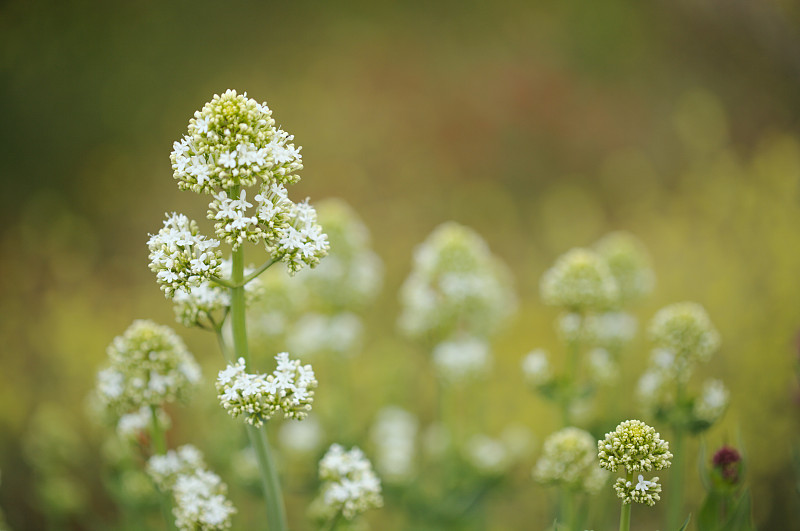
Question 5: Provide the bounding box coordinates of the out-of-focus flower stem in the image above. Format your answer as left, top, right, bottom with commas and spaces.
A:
149, 406, 176, 531
618, 471, 632, 531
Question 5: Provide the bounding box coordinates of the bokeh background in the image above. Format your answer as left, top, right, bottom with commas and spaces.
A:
2, 0, 800, 529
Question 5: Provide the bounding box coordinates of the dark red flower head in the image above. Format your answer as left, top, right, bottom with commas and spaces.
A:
712, 446, 741, 483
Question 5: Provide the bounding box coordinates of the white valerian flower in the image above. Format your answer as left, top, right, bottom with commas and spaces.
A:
207, 189, 261, 250
95, 320, 201, 415
431, 336, 491, 383
598, 420, 672, 474
587, 347, 619, 385
521, 349, 552, 387
170, 89, 302, 193
649, 302, 720, 365
593, 232, 655, 305
584, 311, 638, 351
534, 427, 607, 493
398, 222, 516, 342
287, 312, 363, 358
146, 444, 207, 491
540, 248, 619, 312
216, 354, 317, 426
116, 406, 170, 440
147, 213, 223, 298
613, 474, 662, 506
172, 469, 236, 531
465, 434, 511, 475
269, 199, 330, 275
370, 407, 418, 483
635, 368, 673, 414
172, 282, 231, 328
317, 444, 383, 520
296, 199, 384, 311
693, 378, 729, 424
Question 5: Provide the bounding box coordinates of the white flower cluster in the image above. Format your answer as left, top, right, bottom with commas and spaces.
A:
95, 320, 201, 415
593, 231, 655, 305
637, 303, 727, 430
287, 313, 363, 358
147, 445, 237, 531
540, 248, 619, 312
297, 199, 384, 310
370, 407, 418, 483
693, 378, 729, 424
216, 353, 317, 426
279, 416, 324, 457
613, 474, 662, 506
399, 222, 516, 342
272, 199, 329, 275
116, 406, 170, 440
173, 470, 236, 531
432, 336, 491, 383
317, 444, 383, 520
171, 90, 302, 193
147, 213, 223, 298
598, 420, 671, 506
172, 260, 263, 327
534, 427, 607, 493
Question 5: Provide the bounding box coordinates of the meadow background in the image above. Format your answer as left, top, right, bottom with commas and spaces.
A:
2, 0, 800, 529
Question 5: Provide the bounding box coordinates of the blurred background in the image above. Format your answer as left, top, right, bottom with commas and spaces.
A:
2, 0, 800, 529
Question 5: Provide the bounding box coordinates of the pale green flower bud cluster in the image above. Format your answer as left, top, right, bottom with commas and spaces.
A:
584, 311, 638, 351
317, 444, 383, 520
431, 336, 491, 383
593, 231, 655, 305
95, 320, 201, 415
171, 89, 301, 193
147, 213, 223, 298
598, 420, 671, 506
649, 302, 720, 366
534, 427, 608, 493
147, 445, 237, 530
297, 199, 384, 311
370, 406, 418, 484
399, 222, 516, 342
613, 474, 662, 506
216, 354, 317, 426
540, 248, 619, 312
587, 347, 619, 385
693, 378, 729, 424
598, 420, 672, 473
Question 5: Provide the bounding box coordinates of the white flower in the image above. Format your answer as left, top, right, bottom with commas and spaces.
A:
466, 434, 511, 475
216, 354, 317, 426
522, 349, 552, 387
147, 213, 222, 298
279, 416, 324, 456
432, 337, 491, 383
635, 474, 656, 492
694, 379, 729, 424
370, 407, 418, 483
534, 427, 607, 493
172, 469, 236, 530
317, 444, 383, 520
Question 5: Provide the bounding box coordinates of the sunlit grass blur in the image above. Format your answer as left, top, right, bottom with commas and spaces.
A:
2, 1, 800, 530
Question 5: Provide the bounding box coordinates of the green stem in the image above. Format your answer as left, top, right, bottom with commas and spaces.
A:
619, 471, 633, 531
667, 428, 686, 531
243, 257, 278, 285
230, 243, 288, 531
560, 320, 582, 427
149, 406, 175, 531
320, 509, 343, 531
560, 488, 577, 531
209, 275, 236, 289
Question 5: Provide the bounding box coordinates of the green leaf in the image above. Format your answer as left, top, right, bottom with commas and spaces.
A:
697, 491, 722, 531
677, 514, 692, 531
723, 489, 755, 531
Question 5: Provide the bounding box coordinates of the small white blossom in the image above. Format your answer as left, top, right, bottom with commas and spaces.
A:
466, 434, 511, 475
317, 444, 383, 520
522, 349, 552, 387
147, 213, 222, 298
216, 354, 317, 426
278, 416, 324, 456
172, 469, 236, 530
614, 474, 662, 506
370, 407, 418, 483
432, 337, 491, 383
694, 378, 729, 424
540, 248, 619, 312
534, 427, 607, 493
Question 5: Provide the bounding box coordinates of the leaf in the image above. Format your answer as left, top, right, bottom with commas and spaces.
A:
697, 491, 722, 531
677, 514, 692, 531
723, 488, 755, 531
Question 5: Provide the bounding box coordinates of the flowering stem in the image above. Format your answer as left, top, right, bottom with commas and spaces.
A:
560, 487, 577, 531
619, 472, 633, 531
210, 275, 236, 289
149, 406, 175, 531
243, 257, 279, 285
230, 244, 288, 531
